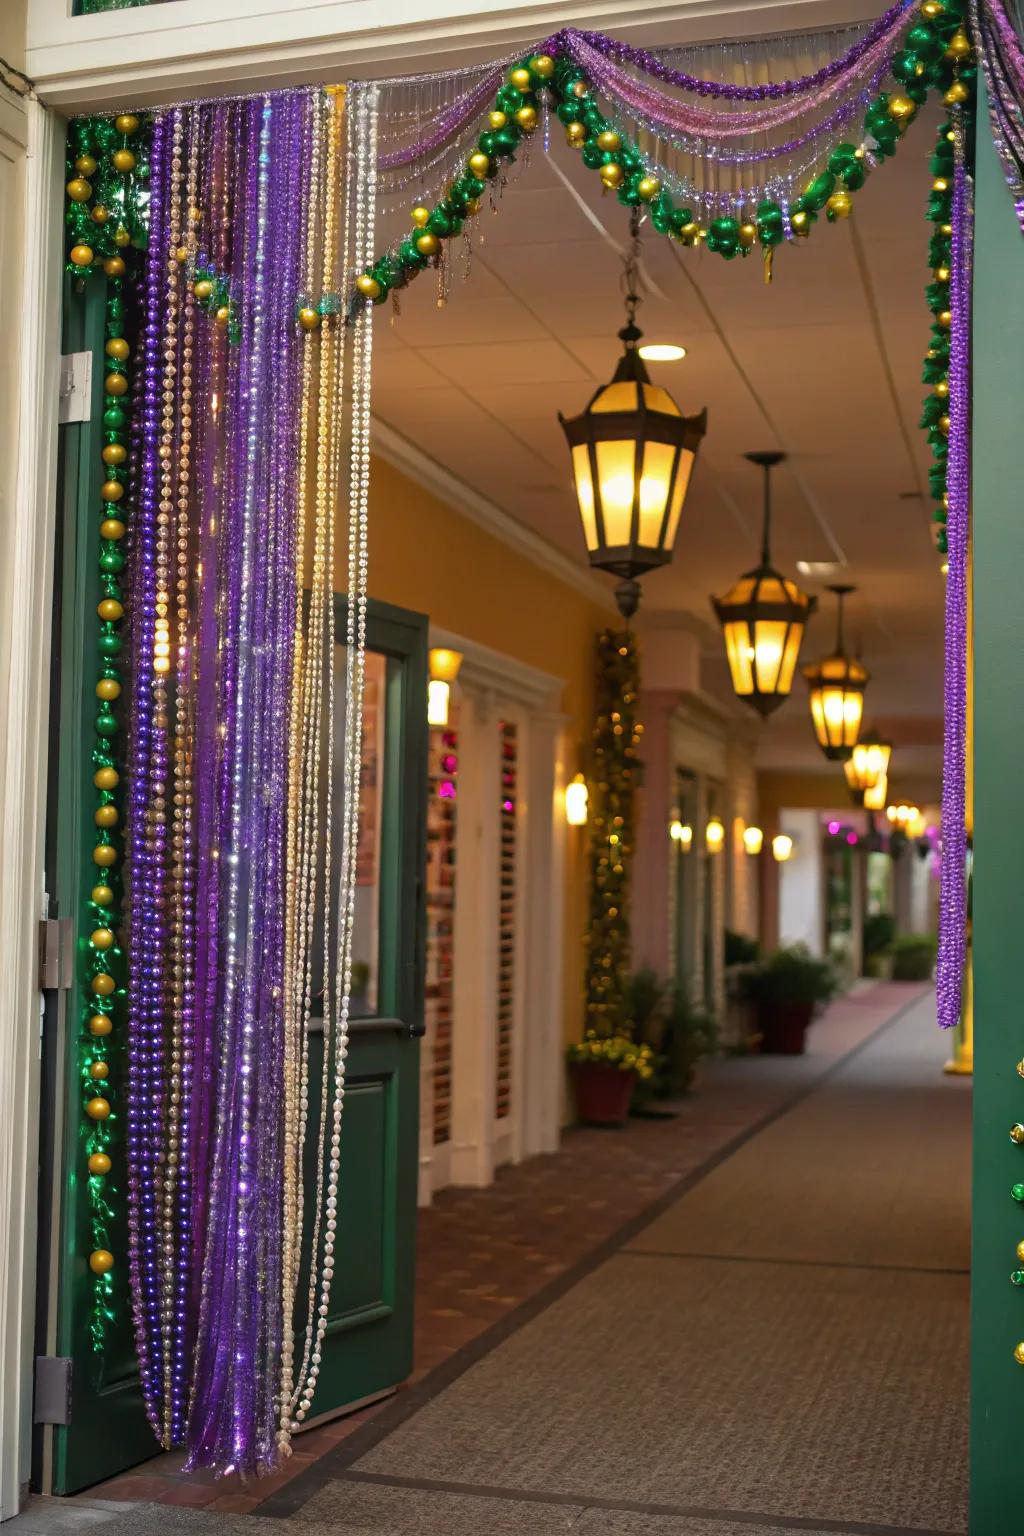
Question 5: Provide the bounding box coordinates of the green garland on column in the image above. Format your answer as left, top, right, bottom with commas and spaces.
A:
65, 114, 149, 1356
583, 631, 643, 1035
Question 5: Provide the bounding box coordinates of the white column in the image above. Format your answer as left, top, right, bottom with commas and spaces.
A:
449, 684, 500, 1188
0, 95, 62, 1520
520, 711, 566, 1160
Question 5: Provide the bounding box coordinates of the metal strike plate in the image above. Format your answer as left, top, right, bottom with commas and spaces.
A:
58, 351, 92, 425
39, 918, 74, 992
34, 1357, 72, 1426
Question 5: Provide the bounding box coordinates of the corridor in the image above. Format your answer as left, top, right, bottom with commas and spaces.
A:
21, 985, 969, 1536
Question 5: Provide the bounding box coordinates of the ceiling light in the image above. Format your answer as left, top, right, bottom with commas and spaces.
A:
638, 343, 687, 362
803, 584, 868, 762
796, 560, 844, 578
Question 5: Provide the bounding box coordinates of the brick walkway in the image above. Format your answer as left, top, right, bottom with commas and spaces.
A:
81, 981, 926, 1517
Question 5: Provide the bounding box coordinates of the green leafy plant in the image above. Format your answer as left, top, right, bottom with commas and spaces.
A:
621, 967, 716, 1097
724, 929, 760, 967
743, 945, 839, 1007
863, 912, 896, 959
890, 932, 937, 981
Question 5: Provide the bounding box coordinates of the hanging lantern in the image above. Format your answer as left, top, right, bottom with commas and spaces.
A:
561, 210, 706, 619
843, 731, 893, 806
803, 585, 868, 761
711, 451, 816, 715
863, 773, 889, 813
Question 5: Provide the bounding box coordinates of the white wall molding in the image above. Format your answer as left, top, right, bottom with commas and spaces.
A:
0, 94, 63, 1521
430, 623, 565, 714
380, 422, 615, 615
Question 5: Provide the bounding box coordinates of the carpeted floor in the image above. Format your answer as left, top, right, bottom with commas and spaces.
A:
31, 987, 970, 1536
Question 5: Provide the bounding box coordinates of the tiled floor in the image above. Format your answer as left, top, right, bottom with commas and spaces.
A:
17, 981, 926, 1527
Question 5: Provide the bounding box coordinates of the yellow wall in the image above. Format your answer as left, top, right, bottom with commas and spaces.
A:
360, 453, 609, 1046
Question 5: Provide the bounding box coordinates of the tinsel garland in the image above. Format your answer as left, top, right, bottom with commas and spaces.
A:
584, 632, 642, 1035
355, 6, 971, 305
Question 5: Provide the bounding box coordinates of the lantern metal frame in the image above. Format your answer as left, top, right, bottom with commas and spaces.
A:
803, 584, 869, 762
560, 210, 707, 619
711, 450, 817, 717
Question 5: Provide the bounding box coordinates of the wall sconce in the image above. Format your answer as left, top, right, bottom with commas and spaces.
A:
669, 819, 693, 851
742, 825, 764, 855
771, 833, 794, 862
565, 773, 589, 826
705, 817, 725, 854
427, 647, 463, 727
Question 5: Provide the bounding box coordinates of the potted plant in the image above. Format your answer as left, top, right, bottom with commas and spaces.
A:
624, 968, 717, 1104
862, 912, 895, 979
566, 1032, 656, 1126
723, 930, 760, 1050
743, 945, 838, 1055
890, 932, 936, 980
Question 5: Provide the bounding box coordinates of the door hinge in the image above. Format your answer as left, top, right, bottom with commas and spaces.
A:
39, 918, 74, 992
34, 1357, 72, 1426
58, 351, 92, 425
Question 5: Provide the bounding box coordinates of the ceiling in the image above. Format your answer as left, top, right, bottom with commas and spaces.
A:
371, 98, 946, 789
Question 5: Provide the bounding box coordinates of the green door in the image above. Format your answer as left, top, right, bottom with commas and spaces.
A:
40, 271, 427, 1488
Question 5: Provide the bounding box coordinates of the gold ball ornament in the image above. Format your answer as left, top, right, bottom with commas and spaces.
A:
193, 278, 213, 300
101, 479, 124, 503
91, 881, 114, 904
86, 1095, 111, 1120
468, 151, 491, 179
89, 1249, 115, 1275
944, 80, 971, 104
175, 245, 188, 263
355, 274, 381, 300
941, 222, 953, 235
887, 94, 917, 123
934, 380, 950, 399
1011, 1124, 1024, 1145
827, 190, 853, 219
98, 599, 123, 622
76, 154, 98, 177
111, 148, 136, 173
597, 129, 622, 152
90, 1061, 109, 1081
113, 225, 131, 247
934, 264, 951, 282
529, 54, 555, 78
88, 1012, 112, 1036
938, 309, 952, 329
637, 176, 661, 202
509, 67, 532, 91
106, 342, 130, 370
465, 198, 481, 215
933, 176, 950, 193
91, 973, 115, 998
99, 519, 125, 542
791, 210, 810, 235
88, 1152, 112, 1176
67, 178, 93, 203
1017, 1239, 1024, 1262
1015, 1342, 1024, 1366
70, 244, 95, 268
105, 372, 128, 396
410, 206, 430, 227
487, 111, 508, 130
102, 443, 127, 466
215, 305, 231, 327
297, 306, 320, 331
599, 162, 624, 190
573, 80, 590, 99
921, 0, 944, 13
96, 677, 121, 702
566, 122, 586, 147
945, 29, 972, 60
738, 221, 758, 248
93, 844, 117, 868
114, 113, 140, 135
415, 231, 440, 257
515, 105, 538, 132
91, 928, 115, 953
91, 204, 109, 226
678, 221, 701, 245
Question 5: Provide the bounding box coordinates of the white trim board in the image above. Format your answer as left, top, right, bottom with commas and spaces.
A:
376, 419, 616, 615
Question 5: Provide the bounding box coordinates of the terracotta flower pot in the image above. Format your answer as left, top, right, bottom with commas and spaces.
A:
570, 1061, 635, 1126
757, 999, 815, 1055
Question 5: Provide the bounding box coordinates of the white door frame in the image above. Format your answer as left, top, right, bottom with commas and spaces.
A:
424, 627, 566, 1193
0, 91, 63, 1520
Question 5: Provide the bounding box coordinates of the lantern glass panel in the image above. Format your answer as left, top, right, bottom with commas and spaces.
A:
639, 440, 675, 542
571, 444, 598, 550
778, 621, 805, 694
752, 620, 787, 694
595, 438, 636, 544
864, 773, 888, 811
664, 449, 694, 548
723, 619, 754, 695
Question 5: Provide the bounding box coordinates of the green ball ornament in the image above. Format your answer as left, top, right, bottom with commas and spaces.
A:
556, 99, 581, 124
707, 216, 741, 259
98, 632, 123, 658
756, 200, 785, 247
801, 171, 836, 212
671, 207, 695, 234
99, 546, 125, 574
581, 141, 604, 169
1012, 1270, 1024, 1287
1013, 1183, 1024, 1203
398, 237, 427, 270
495, 85, 525, 114
95, 711, 118, 739
907, 22, 944, 59
478, 130, 500, 156
103, 405, 128, 431
495, 126, 521, 155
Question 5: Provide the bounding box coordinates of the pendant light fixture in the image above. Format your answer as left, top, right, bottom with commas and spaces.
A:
843, 730, 892, 806
803, 585, 868, 761
560, 210, 707, 619
711, 451, 816, 715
